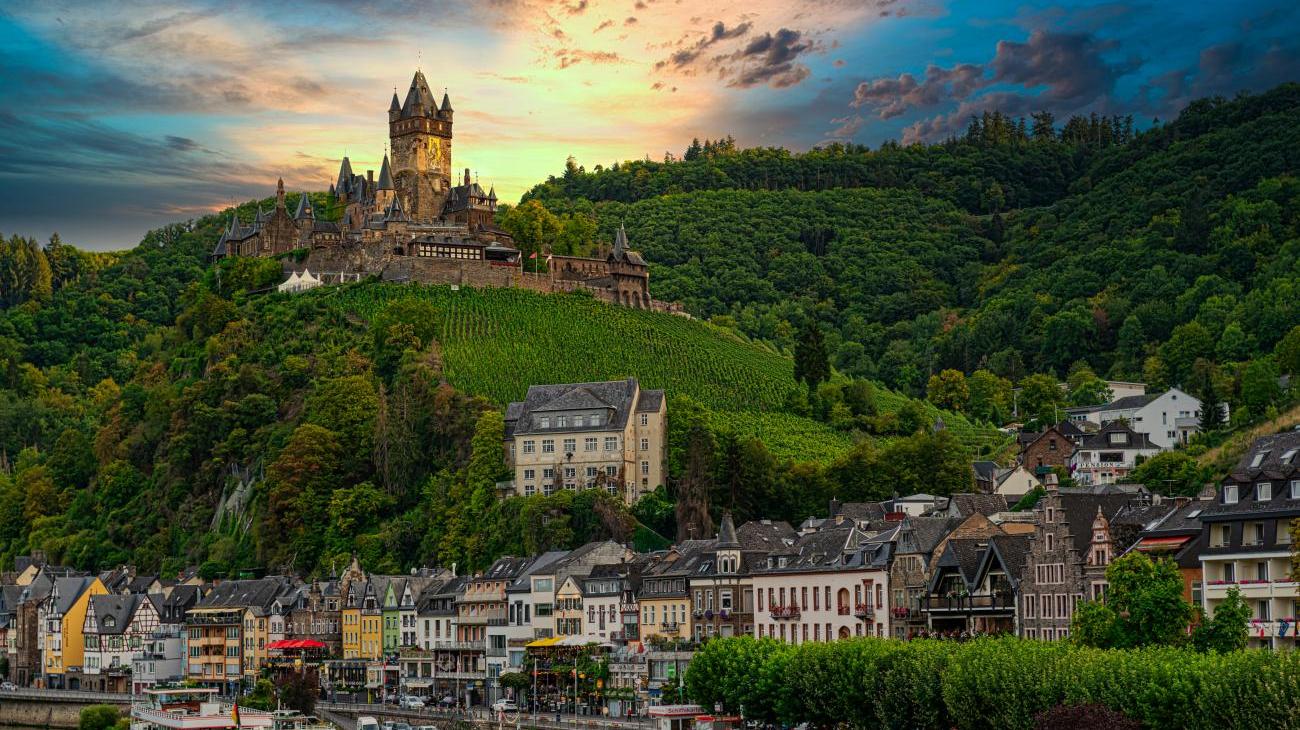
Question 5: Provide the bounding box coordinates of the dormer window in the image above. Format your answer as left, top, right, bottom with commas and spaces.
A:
1281, 449, 1297, 465
1108, 432, 1127, 446
1224, 485, 1239, 505
539, 416, 550, 429
1257, 483, 1272, 501
1250, 451, 1269, 469
1291, 480, 1300, 500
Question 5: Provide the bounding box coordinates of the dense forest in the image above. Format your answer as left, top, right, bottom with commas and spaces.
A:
0, 193, 990, 578
0, 85, 1297, 579
518, 86, 1300, 430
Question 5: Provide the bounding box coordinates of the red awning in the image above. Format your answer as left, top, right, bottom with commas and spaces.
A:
1134, 536, 1190, 551
267, 639, 327, 650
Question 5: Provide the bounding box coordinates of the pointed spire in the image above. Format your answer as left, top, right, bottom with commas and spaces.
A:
402, 70, 438, 118
294, 193, 313, 220
377, 154, 394, 191
487, 186, 497, 201
717, 510, 739, 549
613, 223, 629, 258
441, 91, 453, 114
389, 88, 401, 112
336, 156, 354, 193
275, 177, 286, 209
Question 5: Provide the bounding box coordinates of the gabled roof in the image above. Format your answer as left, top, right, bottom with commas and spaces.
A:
898, 516, 961, 556
1101, 394, 1159, 412
1077, 421, 1157, 451
52, 577, 95, 615
89, 593, 142, 635
949, 493, 1008, 518
194, 576, 294, 612
736, 520, 796, 551
507, 378, 643, 435
294, 193, 313, 220
974, 535, 1031, 590
973, 461, 1000, 482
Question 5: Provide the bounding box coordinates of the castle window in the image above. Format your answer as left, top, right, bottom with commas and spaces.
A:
522, 440, 535, 454
542, 440, 555, 454
585, 437, 598, 452
604, 437, 618, 451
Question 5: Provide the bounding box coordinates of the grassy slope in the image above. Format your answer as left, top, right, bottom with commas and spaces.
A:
322, 282, 1005, 462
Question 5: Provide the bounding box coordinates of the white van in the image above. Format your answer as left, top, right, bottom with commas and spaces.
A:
357, 717, 381, 730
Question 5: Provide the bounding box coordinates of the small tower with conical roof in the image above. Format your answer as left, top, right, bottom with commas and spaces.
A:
375, 154, 395, 210
716, 511, 741, 575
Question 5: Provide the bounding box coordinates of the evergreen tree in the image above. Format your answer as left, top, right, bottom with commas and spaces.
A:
793, 319, 830, 391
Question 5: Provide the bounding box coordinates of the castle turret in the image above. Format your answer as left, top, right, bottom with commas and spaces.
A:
388, 88, 401, 123
375, 154, 395, 209
294, 192, 313, 221
390, 70, 453, 221
275, 177, 286, 210
335, 156, 354, 201
440, 91, 453, 119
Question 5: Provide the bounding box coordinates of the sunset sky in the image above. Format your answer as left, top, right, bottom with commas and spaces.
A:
2, 0, 1298, 249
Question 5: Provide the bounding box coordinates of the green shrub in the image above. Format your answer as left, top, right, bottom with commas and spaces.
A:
79, 706, 122, 730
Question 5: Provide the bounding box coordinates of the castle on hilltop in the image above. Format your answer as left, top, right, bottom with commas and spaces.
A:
211, 70, 662, 309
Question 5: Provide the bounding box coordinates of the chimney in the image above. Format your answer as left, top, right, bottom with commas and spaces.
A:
368, 170, 374, 184
829, 498, 842, 518
1044, 472, 1059, 493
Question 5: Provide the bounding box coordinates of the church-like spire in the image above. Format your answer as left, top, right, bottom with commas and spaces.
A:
612, 223, 629, 259
441, 91, 453, 114
487, 186, 497, 201
389, 89, 401, 112
336, 156, 354, 194
377, 154, 394, 191
401, 70, 438, 118
294, 192, 313, 220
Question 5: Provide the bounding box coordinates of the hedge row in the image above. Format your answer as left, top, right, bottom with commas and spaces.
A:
683, 636, 1300, 730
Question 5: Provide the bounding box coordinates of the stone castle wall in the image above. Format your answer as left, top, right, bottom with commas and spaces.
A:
290, 241, 683, 314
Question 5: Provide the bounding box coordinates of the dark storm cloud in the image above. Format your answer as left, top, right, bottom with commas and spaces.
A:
726, 28, 815, 88
1137, 37, 1300, 117
852, 63, 985, 117
655, 21, 753, 70
990, 30, 1137, 101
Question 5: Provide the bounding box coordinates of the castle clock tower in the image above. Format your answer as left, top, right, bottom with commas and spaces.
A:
389, 70, 454, 222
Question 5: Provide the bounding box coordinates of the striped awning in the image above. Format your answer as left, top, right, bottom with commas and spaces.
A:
1134, 535, 1191, 551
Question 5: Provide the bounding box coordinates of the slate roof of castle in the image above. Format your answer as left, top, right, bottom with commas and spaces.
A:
949, 493, 1009, 518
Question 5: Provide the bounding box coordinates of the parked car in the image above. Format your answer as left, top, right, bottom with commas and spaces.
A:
437, 695, 456, 707
401, 696, 426, 709
0, 681, 16, 691
416, 726, 438, 730
492, 699, 519, 713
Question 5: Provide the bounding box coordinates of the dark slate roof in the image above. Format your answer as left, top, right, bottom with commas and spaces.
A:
837, 502, 888, 524
716, 512, 739, 549
933, 538, 987, 588
401, 70, 440, 118
294, 193, 313, 220
984, 535, 1031, 589
508, 378, 643, 435
736, 520, 797, 551
973, 461, 1000, 483
441, 92, 453, 113
1146, 499, 1211, 534
159, 584, 201, 623
949, 493, 1008, 517
90, 593, 142, 635
53, 577, 95, 615
635, 389, 665, 413
751, 526, 863, 574
377, 155, 394, 191
508, 550, 568, 593
1228, 430, 1300, 477
900, 516, 961, 556
1102, 394, 1159, 411
1056, 493, 1135, 555
1055, 420, 1086, 439
127, 575, 157, 594
481, 556, 534, 581
1078, 421, 1157, 451
195, 576, 294, 610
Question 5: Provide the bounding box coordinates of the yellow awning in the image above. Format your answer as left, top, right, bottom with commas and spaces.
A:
526, 636, 562, 647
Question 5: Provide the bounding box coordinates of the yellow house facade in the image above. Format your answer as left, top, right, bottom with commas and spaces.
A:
41, 576, 107, 688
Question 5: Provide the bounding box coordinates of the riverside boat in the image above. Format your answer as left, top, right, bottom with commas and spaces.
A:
130, 688, 320, 730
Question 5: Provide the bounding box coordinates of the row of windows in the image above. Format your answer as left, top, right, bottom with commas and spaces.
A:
758, 622, 880, 641
757, 584, 883, 612
416, 244, 481, 260
1034, 563, 1066, 584
1023, 593, 1084, 620
523, 436, 621, 454
1223, 480, 1300, 505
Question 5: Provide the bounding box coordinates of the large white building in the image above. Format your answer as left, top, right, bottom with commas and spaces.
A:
750, 525, 894, 643
1071, 387, 1209, 450
504, 378, 666, 504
